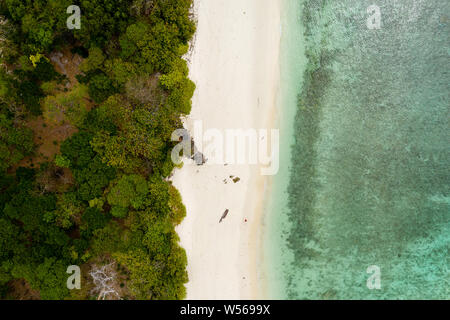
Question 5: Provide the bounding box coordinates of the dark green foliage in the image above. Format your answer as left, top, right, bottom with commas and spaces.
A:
17, 80, 42, 114
74, 0, 130, 48
87, 73, 118, 104
80, 207, 111, 238
70, 46, 89, 58
81, 107, 117, 135
107, 174, 149, 217
61, 132, 116, 202
90, 95, 183, 172
4, 0, 73, 53
12, 258, 70, 300
12, 59, 60, 114
60, 132, 95, 168
74, 156, 116, 202
90, 221, 127, 255
0, 182, 74, 296
0, 113, 34, 170
0, 0, 194, 300
33, 59, 60, 82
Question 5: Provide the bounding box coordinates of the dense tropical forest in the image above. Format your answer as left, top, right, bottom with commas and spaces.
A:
0, 0, 195, 299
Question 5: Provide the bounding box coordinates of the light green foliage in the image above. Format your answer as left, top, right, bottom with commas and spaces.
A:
110, 206, 128, 219
142, 215, 174, 257
104, 58, 137, 86
91, 221, 126, 256
89, 198, 104, 211
12, 258, 69, 300
113, 226, 188, 299
159, 58, 195, 114
120, 21, 182, 73
29, 53, 48, 68
96, 94, 130, 126
114, 249, 159, 299
40, 81, 58, 95
91, 132, 132, 170
107, 175, 149, 217
90, 95, 180, 172
163, 245, 188, 299
54, 154, 70, 168
18, 55, 34, 71
52, 192, 85, 229
80, 47, 106, 73
119, 2, 196, 73
145, 177, 171, 216
42, 84, 89, 126
168, 185, 186, 225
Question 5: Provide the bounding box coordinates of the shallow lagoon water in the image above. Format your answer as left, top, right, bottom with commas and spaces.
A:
269, 0, 449, 299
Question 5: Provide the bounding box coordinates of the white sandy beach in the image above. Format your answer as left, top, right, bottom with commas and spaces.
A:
171, 0, 281, 299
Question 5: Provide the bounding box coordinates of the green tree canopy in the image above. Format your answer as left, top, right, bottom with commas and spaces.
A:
107, 174, 149, 217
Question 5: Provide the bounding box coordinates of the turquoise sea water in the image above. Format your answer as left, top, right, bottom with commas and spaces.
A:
267, 0, 449, 299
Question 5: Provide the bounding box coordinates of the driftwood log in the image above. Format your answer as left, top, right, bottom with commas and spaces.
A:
219, 209, 229, 223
